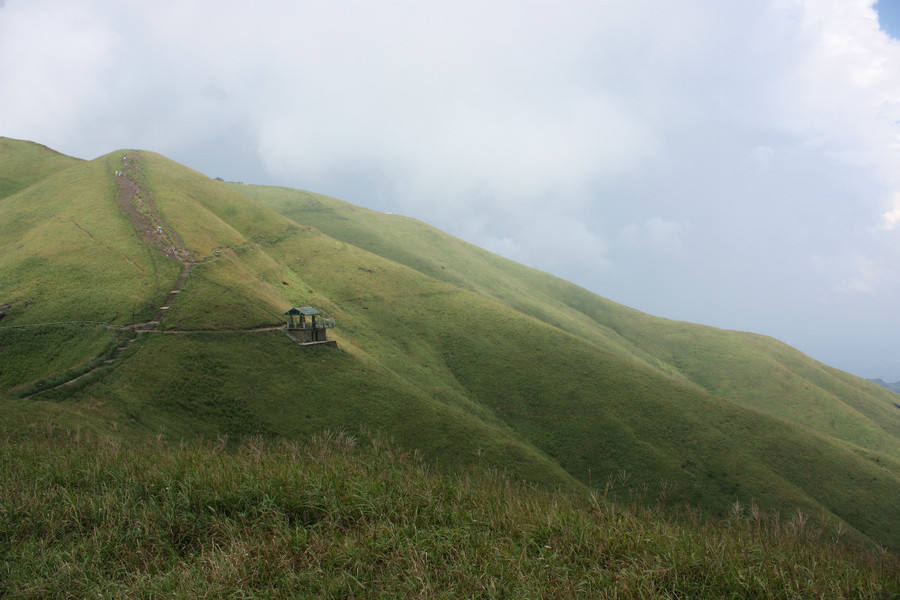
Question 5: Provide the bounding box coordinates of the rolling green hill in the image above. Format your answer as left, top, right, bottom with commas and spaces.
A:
3, 137, 900, 552
0, 137, 83, 199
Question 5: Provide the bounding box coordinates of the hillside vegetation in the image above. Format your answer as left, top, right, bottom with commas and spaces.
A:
3, 137, 900, 555
0, 137, 82, 199
243, 184, 900, 459
3, 428, 898, 599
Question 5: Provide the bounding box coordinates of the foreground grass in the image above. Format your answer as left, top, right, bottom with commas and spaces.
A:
2, 429, 897, 599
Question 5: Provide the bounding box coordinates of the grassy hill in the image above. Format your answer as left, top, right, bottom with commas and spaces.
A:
0, 137, 83, 199
871, 378, 900, 395
243, 185, 900, 459
3, 138, 900, 555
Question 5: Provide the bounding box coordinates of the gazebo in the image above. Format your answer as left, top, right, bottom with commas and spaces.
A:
284, 306, 336, 344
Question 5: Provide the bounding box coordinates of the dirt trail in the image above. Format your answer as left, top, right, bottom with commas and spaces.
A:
114, 152, 200, 330
144, 262, 195, 327
115, 152, 194, 264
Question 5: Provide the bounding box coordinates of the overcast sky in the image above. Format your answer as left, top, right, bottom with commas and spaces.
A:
3, 1, 900, 380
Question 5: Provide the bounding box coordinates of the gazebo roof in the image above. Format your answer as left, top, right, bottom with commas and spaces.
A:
285, 306, 321, 316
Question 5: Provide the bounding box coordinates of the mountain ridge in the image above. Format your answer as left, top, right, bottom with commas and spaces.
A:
3, 138, 900, 550
870, 378, 900, 395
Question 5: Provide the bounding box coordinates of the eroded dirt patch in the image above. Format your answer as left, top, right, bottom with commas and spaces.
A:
115, 152, 194, 264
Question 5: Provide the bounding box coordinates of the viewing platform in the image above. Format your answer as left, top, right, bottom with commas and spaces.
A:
284, 306, 336, 346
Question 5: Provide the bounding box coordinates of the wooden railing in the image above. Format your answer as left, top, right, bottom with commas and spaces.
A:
290, 318, 336, 329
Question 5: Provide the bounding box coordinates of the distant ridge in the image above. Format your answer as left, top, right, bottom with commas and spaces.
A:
870, 378, 900, 394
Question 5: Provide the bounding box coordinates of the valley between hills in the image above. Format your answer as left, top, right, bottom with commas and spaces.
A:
2, 137, 900, 596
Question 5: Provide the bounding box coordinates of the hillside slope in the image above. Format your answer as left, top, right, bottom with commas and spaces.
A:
243, 185, 900, 459
871, 378, 900, 394
3, 140, 900, 550
0, 137, 83, 199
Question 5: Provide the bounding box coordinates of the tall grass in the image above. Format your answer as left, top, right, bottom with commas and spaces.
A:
2, 428, 897, 599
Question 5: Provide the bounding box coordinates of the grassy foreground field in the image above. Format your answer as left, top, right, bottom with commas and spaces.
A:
2, 428, 898, 599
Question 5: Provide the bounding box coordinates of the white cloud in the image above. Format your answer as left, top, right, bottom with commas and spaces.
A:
751, 146, 776, 171
769, 1, 900, 188
619, 218, 686, 254
881, 193, 900, 230
0, 2, 117, 148
821, 252, 885, 296
249, 3, 662, 218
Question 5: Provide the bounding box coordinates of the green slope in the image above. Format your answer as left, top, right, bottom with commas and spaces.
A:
241, 185, 900, 458
0, 152, 181, 326
0, 137, 83, 199
4, 141, 900, 551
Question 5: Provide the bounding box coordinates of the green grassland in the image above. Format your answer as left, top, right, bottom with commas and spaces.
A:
164, 244, 309, 330
0, 137, 83, 199
49, 330, 573, 488
0, 323, 129, 394
2, 429, 898, 599
0, 151, 181, 326
242, 184, 900, 456
136, 151, 297, 258
4, 139, 900, 559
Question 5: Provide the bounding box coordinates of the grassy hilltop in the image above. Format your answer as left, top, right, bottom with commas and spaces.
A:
3, 136, 900, 565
